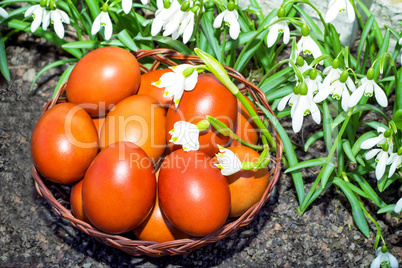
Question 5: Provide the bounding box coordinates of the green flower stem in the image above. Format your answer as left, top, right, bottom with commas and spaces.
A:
300, 107, 354, 213
206, 115, 264, 151
195, 48, 276, 150
259, 58, 304, 86
221, 27, 228, 64
358, 200, 386, 249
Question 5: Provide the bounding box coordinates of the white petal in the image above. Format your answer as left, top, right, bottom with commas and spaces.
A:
267, 24, 280, 48
292, 100, 306, 133
361, 136, 385, 149
283, 24, 290, 44
346, 1, 356, 23
122, 0, 132, 14
348, 86, 364, 107
141, 0, 150, 4
91, 13, 101, 35
388, 156, 401, 178
277, 93, 292, 111
226, 11, 240, 39
341, 87, 350, 112
151, 16, 165, 36
42, 12, 50, 31
394, 198, 402, 213
103, 13, 113, 40
0, 7, 8, 19
310, 101, 321, 124
59, 10, 70, 24
313, 87, 331, 103
213, 11, 226, 28
370, 255, 382, 268
325, 5, 339, 23
53, 14, 65, 38
346, 77, 356, 92
375, 151, 388, 180
387, 252, 399, 268
365, 148, 381, 160
373, 82, 388, 107
25, 5, 37, 17
182, 13, 194, 44
184, 70, 198, 91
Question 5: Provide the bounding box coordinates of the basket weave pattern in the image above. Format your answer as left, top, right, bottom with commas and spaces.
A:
31, 49, 283, 257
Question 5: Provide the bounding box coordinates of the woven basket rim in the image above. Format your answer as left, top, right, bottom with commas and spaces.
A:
31, 48, 284, 257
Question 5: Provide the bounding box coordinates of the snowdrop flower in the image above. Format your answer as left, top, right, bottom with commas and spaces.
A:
370, 246, 399, 268
169, 121, 200, 152
297, 25, 322, 63
151, 0, 181, 36
361, 127, 392, 150
278, 82, 321, 133
325, 0, 355, 23
152, 64, 198, 107
42, 7, 70, 39
24, 4, 47, 33
0, 7, 8, 19
365, 146, 390, 180
267, 8, 289, 48
387, 148, 402, 178
91, 4, 113, 40
322, 59, 342, 86
295, 56, 311, 79
213, 1, 240, 39
314, 70, 356, 111
162, 2, 195, 44
394, 198, 402, 213
215, 145, 242, 176
305, 69, 323, 94
348, 68, 388, 108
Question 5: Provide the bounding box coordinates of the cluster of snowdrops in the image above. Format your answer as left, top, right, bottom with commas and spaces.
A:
0, 0, 401, 266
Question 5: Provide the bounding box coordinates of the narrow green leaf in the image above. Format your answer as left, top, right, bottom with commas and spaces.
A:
323, 101, 333, 153
53, 65, 75, 99
305, 179, 334, 209
0, 32, 10, 81
361, 121, 388, 131
85, 0, 100, 20
257, 103, 305, 205
304, 131, 324, 152
378, 174, 400, 193
62, 40, 100, 49
260, 67, 293, 94
348, 173, 386, 208
332, 177, 370, 237
117, 29, 139, 51
357, 15, 375, 64
224, 31, 258, 51
377, 204, 395, 214
342, 139, 356, 163
30, 58, 78, 91
356, 154, 365, 166
266, 85, 293, 102
374, 29, 390, 79
284, 158, 327, 173
152, 36, 192, 55
345, 182, 370, 199
321, 163, 336, 188
332, 104, 388, 129
200, 12, 221, 61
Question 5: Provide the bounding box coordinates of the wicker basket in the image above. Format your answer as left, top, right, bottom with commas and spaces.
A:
31, 48, 283, 257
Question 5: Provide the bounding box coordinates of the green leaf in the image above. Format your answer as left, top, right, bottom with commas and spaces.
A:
321, 163, 336, 188
260, 67, 294, 94
378, 174, 400, 192
200, 11, 221, 61
0, 32, 10, 81
30, 58, 78, 91
323, 101, 333, 153
374, 29, 390, 79
304, 131, 324, 152
356, 154, 365, 167
257, 103, 305, 205
332, 177, 370, 237
342, 139, 356, 163
284, 158, 327, 173
53, 65, 75, 99
377, 204, 395, 214
62, 40, 100, 49
152, 36, 192, 55
348, 173, 386, 208
393, 109, 402, 130
332, 104, 388, 129
117, 29, 139, 51
266, 85, 293, 102
85, 0, 101, 20
361, 121, 388, 131
224, 31, 258, 52
357, 15, 375, 65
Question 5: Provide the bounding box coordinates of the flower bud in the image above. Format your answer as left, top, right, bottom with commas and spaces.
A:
40, 0, 47, 7
293, 85, 300, 95
332, 58, 339, 69
296, 56, 304, 67
309, 69, 317, 80
180, 1, 190, 12
299, 82, 308, 96
196, 120, 210, 131
384, 129, 392, 138
182, 66, 195, 78
301, 24, 310, 37
191, 5, 200, 13
102, 2, 109, 12
228, 1, 235, 11
398, 147, 402, 156
163, 0, 171, 9
277, 7, 286, 18
339, 70, 349, 83
367, 67, 374, 80
382, 143, 389, 152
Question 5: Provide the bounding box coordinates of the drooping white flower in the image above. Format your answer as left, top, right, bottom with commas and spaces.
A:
267, 16, 290, 48
215, 145, 242, 176
278, 83, 321, 133
322, 65, 342, 86
394, 198, 402, 213
360, 127, 392, 150
0, 7, 9, 19
91, 11, 113, 40
152, 64, 198, 107
169, 121, 200, 152
365, 148, 390, 180
24, 4, 47, 33
348, 77, 388, 108
122, 0, 132, 14
325, 0, 355, 23
163, 8, 195, 44
313, 71, 356, 111
151, 0, 181, 36
305, 70, 323, 95
370, 247, 399, 268
213, 8, 240, 39
43, 8, 70, 39
386, 151, 402, 178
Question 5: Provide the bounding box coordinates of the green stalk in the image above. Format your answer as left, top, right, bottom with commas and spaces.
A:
221, 27, 228, 64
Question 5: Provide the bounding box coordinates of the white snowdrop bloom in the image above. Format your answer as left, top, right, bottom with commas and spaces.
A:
297, 25, 322, 63
122, 0, 132, 14
313, 71, 356, 111
370, 247, 399, 268
163, 7, 195, 44
91, 10, 113, 40
360, 127, 391, 150
151, 0, 181, 36
24, 4, 47, 33
152, 64, 198, 107
42, 8, 70, 39
365, 148, 390, 180
305, 69, 323, 95
267, 16, 290, 48
0, 7, 9, 19
215, 146, 242, 176
394, 198, 402, 213
322, 65, 342, 86
213, 4, 240, 39
386, 151, 402, 178
325, 0, 355, 23
278, 83, 321, 133
348, 69, 388, 108
169, 121, 200, 152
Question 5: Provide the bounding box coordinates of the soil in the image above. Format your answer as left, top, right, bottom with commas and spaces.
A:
0, 31, 401, 267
